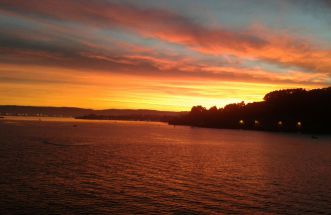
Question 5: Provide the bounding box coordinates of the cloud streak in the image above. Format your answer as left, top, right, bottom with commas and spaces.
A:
0, 0, 330, 110
1, 0, 331, 74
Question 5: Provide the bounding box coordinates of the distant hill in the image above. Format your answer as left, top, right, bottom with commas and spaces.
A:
0, 105, 185, 118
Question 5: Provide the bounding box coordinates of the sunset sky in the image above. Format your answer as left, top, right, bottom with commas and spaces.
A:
0, 0, 331, 111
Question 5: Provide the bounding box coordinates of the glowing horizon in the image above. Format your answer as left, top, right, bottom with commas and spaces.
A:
1, 0, 330, 111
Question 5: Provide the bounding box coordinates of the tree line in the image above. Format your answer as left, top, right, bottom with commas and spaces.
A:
169, 87, 331, 133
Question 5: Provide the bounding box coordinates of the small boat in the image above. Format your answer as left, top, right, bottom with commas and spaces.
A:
311, 135, 318, 139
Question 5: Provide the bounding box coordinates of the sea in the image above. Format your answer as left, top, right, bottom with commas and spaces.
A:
0, 116, 331, 214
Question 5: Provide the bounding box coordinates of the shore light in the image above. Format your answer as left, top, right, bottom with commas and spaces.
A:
239, 120, 244, 125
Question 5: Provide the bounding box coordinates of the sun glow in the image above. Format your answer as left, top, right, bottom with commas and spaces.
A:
0, 0, 330, 111
2, 64, 319, 111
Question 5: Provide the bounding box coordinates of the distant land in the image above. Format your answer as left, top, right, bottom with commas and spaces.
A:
170, 87, 331, 134
1, 87, 331, 133
0, 105, 185, 121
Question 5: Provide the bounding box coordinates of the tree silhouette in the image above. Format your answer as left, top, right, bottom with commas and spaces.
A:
170, 87, 331, 134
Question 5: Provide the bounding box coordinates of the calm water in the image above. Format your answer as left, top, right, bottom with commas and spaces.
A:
1, 117, 331, 214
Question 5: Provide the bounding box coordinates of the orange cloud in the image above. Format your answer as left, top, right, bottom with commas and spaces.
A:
0, 1, 330, 110
2, 64, 314, 111
1, 0, 330, 75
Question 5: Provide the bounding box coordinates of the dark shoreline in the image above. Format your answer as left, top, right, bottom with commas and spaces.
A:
75, 114, 172, 122
169, 87, 331, 134
168, 122, 329, 135
75, 117, 168, 123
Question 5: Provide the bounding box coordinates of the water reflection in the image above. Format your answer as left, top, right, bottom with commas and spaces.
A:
0, 117, 331, 214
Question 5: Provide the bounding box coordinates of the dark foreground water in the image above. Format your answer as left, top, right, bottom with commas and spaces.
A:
0, 117, 331, 214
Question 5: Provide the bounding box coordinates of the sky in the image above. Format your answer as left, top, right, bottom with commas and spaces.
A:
0, 0, 331, 111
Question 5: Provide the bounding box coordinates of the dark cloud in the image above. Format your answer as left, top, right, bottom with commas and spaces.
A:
0, 0, 268, 50
0, 32, 324, 87
0, 0, 330, 85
